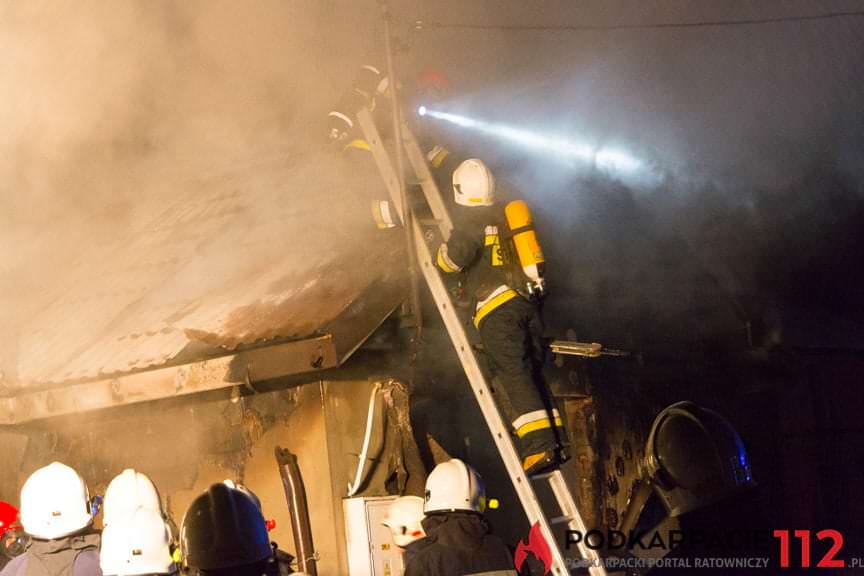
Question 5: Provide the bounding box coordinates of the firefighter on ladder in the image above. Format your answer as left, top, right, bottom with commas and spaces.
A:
326, 64, 464, 231
326, 64, 390, 148
435, 158, 568, 476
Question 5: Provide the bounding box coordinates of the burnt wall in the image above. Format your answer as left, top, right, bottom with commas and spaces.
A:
0, 378, 425, 575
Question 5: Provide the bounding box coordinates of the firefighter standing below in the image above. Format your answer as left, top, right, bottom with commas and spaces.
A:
0, 462, 102, 576
436, 159, 566, 475
643, 401, 755, 519
640, 401, 762, 574
180, 483, 286, 576
381, 496, 428, 569
99, 469, 177, 576
0, 502, 24, 571
405, 459, 516, 576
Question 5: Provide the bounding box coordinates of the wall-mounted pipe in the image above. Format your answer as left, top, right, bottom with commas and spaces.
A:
275, 446, 318, 576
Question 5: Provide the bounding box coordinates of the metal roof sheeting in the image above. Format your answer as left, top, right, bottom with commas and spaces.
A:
12, 153, 405, 388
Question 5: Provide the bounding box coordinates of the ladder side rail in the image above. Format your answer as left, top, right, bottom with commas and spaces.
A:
400, 124, 454, 240
359, 107, 605, 576
357, 108, 407, 224
399, 121, 604, 573
547, 470, 605, 570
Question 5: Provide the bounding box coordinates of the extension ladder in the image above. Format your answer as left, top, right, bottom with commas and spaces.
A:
357, 107, 607, 576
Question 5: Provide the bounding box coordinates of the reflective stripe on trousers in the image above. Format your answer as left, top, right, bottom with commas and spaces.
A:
512, 408, 563, 438
473, 285, 519, 329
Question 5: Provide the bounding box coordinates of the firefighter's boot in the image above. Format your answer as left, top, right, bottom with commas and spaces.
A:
516, 409, 569, 476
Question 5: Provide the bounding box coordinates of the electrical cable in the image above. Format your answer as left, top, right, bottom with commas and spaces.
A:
347, 381, 383, 497
418, 10, 864, 33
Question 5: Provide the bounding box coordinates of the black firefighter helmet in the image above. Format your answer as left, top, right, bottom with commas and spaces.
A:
643, 401, 755, 517
180, 482, 274, 575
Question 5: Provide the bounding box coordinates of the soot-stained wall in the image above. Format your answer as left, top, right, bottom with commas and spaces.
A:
0, 379, 425, 575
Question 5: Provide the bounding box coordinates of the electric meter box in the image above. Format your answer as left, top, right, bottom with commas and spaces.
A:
344, 496, 405, 576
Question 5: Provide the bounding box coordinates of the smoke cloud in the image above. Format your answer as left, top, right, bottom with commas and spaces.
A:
395, 0, 864, 349
0, 0, 380, 265
0, 1, 394, 383
2, 0, 863, 379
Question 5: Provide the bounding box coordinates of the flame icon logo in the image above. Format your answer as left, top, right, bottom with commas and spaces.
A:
514, 521, 553, 574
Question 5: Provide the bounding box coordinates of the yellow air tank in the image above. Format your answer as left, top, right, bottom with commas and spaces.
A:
505, 200, 545, 294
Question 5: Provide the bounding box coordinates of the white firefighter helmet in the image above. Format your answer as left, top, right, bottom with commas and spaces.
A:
424, 459, 486, 514
453, 159, 495, 207
381, 496, 426, 548
100, 507, 175, 576
103, 469, 162, 526
20, 462, 92, 540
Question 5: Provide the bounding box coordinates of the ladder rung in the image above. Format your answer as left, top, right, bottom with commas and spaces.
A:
530, 471, 556, 482
549, 515, 574, 525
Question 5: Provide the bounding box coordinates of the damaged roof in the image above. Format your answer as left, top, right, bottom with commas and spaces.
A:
9, 151, 406, 390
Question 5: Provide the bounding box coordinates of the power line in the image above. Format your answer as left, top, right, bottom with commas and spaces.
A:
418, 10, 864, 32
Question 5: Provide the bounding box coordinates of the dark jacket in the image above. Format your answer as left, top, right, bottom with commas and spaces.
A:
402, 536, 432, 570
438, 204, 534, 331
0, 533, 101, 576
438, 207, 511, 298
404, 513, 517, 576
